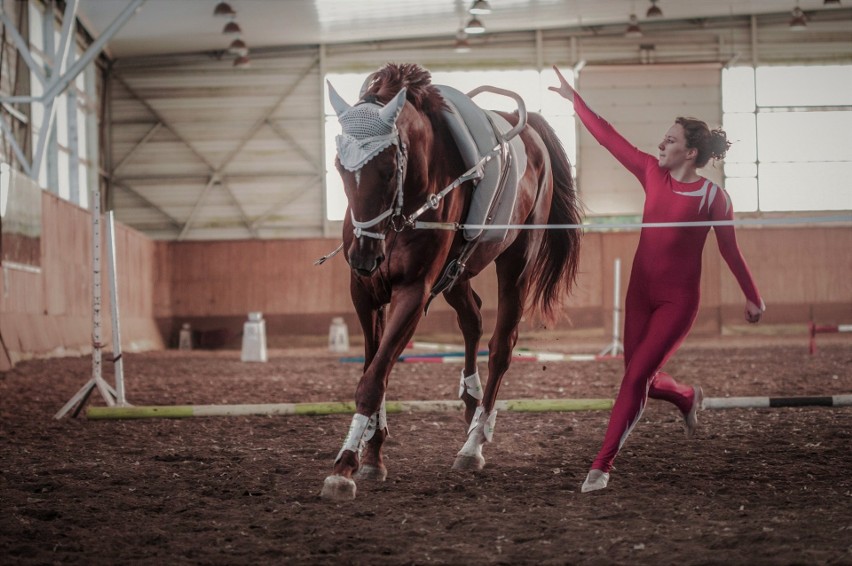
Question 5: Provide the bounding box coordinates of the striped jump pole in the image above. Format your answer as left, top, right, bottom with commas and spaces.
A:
704, 394, 852, 409
809, 322, 852, 355
399, 351, 620, 363
339, 350, 488, 364
86, 394, 852, 420
341, 349, 620, 364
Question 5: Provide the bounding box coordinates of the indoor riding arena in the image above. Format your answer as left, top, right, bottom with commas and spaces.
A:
1, 1, 850, 565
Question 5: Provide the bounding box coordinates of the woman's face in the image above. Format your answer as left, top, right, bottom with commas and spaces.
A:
657, 123, 696, 170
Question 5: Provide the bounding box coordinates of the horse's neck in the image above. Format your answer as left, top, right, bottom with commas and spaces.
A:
406, 121, 467, 214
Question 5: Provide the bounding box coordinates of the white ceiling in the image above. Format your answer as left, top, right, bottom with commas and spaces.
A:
78, 0, 846, 59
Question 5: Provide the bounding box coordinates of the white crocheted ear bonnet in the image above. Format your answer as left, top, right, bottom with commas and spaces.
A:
328, 83, 407, 172
335, 103, 398, 172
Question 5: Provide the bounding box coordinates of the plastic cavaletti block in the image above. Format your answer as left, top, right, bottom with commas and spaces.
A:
241, 312, 268, 362
328, 317, 350, 352
178, 323, 192, 350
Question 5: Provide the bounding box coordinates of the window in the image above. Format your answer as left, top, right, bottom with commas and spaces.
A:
323, 69, 576, 221
722, 65, 852, 212
26, 1, 99, 210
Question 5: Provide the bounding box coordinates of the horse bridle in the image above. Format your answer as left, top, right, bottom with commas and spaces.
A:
349, 137, 408, 241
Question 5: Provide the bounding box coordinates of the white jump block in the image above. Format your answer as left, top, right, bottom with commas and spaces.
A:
241, 312, 268, 362
328, 317, 350, 353
178, 323, 193, 350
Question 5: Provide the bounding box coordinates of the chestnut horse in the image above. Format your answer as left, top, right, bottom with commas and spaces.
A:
321, 63, 582, 500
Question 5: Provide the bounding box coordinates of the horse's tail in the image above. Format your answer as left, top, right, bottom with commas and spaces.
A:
525, 112, 584, 324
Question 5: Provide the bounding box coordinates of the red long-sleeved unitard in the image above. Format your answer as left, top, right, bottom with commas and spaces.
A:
573, 94, 762, 473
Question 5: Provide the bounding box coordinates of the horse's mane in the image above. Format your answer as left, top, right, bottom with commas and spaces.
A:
362, 63, 447, 118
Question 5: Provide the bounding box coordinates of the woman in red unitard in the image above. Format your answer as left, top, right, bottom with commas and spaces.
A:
549, 66, 765, 493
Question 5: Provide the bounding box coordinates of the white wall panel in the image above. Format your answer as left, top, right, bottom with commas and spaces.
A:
576, 64, 722, 216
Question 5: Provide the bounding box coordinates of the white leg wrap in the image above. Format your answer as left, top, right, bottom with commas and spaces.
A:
335, 413, 370, 463
466, 406, 497, 442
362, 398, 388, 443
458, 370, 483, 400
456, 406, 498, 465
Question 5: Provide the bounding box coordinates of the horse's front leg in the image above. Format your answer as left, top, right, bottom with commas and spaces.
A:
443, 281, 484, 426
354, 298, 388, 482
453, 259, 529, 471
321, 285, 427, 501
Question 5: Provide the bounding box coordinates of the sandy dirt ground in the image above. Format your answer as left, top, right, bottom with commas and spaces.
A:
1, 333, 850, 565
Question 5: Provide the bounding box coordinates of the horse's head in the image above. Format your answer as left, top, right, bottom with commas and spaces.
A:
329, 82, 409, 276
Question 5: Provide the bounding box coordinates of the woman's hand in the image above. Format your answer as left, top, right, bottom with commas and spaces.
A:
745, 298, 765, 323
548, 65, 576, 103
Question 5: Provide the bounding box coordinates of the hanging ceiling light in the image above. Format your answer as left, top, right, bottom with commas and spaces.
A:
464, 16, 486, 34
789, 7, 807, 31
227, 38, 249, 56
823, 0, 840, 5
624, 14, 643, 38
233, 55, 251, 69
646, 0, 663, 18
223, 21, 242, 35
213, 1, 236, 18
454, 29, 471, 53
469, 0, 492, 15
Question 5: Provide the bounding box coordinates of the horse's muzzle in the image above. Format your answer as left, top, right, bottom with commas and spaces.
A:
351, 255, 384, 277
348, 241, 385, 276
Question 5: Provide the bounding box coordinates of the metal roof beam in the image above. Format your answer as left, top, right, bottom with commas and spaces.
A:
220, 178, 257, 238
215, 57, 319, 172
178, 175, 217, 240
110, 122, 163, 175
113, 181, 184, 230
264, 118, 320, 174
250, 175, 321, 232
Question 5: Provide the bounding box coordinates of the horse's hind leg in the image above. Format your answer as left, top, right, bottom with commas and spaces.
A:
454, 255, 529, 471
443, 281, 484, 426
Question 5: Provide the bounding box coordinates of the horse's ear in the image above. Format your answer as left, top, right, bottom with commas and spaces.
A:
327, 81, 351, 117
379, 87, 407, 126
358, 73, 376, 99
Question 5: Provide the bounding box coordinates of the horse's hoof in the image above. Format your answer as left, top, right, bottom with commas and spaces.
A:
452, 454, 485, 471
354, 464, 387, 481
320, 475, 357, 501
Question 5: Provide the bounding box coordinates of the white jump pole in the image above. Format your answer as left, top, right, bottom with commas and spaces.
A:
599, 257, 624, 357
105, 211, 127, 405
55, 191, 120, 418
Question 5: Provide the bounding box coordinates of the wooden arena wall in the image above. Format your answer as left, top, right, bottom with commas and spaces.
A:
0, 193, 165, 371
160, 227, 852, 347
2, 193, 850, 368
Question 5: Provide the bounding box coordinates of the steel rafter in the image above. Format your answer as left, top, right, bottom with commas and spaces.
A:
112, 57, 321, 240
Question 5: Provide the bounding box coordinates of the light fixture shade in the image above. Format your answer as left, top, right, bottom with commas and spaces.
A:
646, 0, 662, 18
223, 21, 242, 35
233, 55, 251, 69
213, 1, 236, 18
227, 38, 249, 56
469, 0, 492, 15
454, 30, 471, 53
464, 16, 486, 34
625, 14, 643, 38
789, 7, 807, 31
